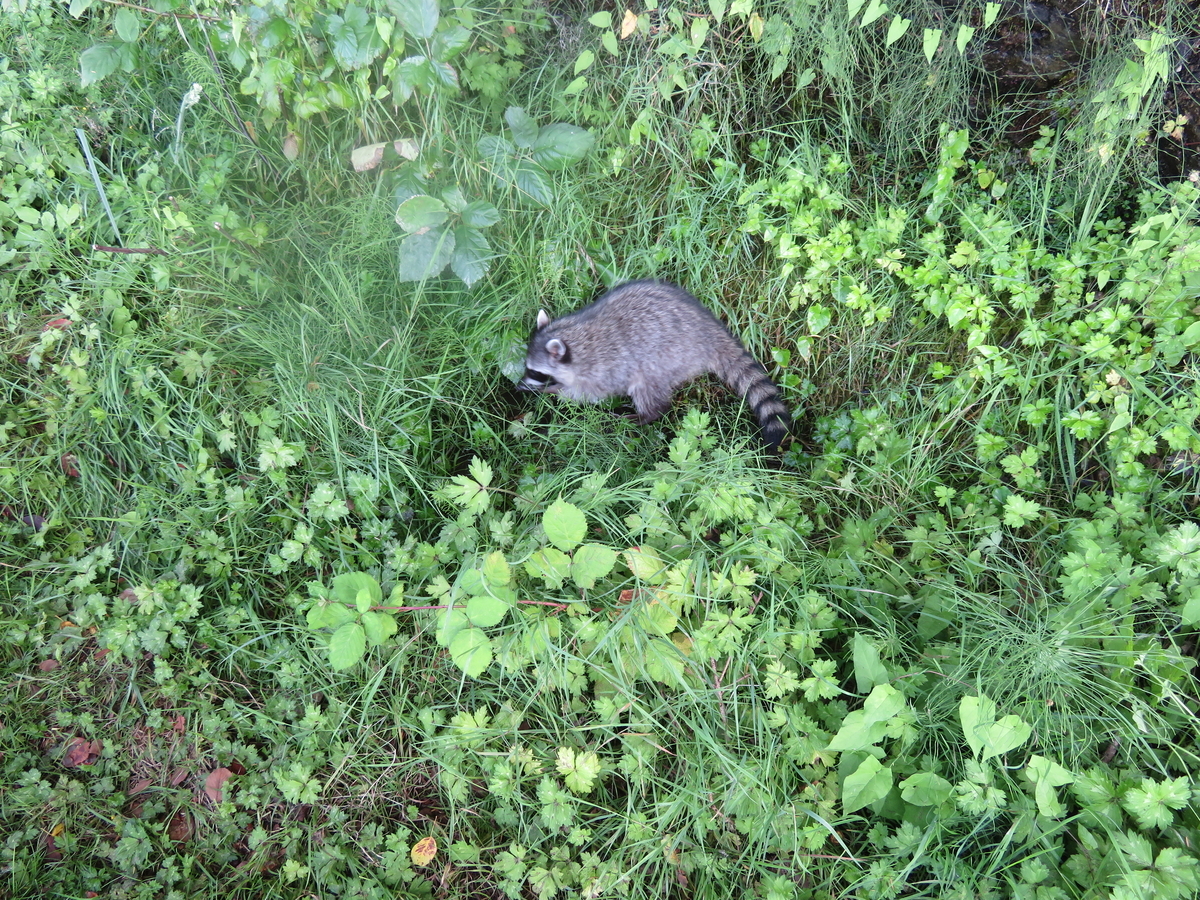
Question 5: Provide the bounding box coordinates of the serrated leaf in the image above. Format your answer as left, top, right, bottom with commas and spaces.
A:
331, 572, 382, 606
636, 591, 678, 636
482, 551, 511, 587
572, 543, 617, 590
397, 226, 454, 281
396, 194, 449, 233
431, 25, 470, 61
544, 498, 587, 552
460, 200, 500, 228
393, 55, 433, 102
843, 755, 892, 814
328, 622, 367, 670
80, 43, 122, 87
362, 610, 399, 645
466, 593, 510, 627
885, 15, 910, 46
512, 161, 552, 205
449, 627, 492, 677
505, 106, 538, 147
355, 586, 374, 614
531, 123, 595, 171
326, 4, 385, 70
436, 606, 469, 648
477, 133, 515, 165
557, 747, 602, 794
307, 601, 356, 631
624, 546, 667, 582
450, 224, 491, 287
388, 0, 438, 39
526, 547, 572, 589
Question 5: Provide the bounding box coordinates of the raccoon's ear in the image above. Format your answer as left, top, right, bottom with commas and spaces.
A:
536, 309, 551, 330
546, 338, 568, 362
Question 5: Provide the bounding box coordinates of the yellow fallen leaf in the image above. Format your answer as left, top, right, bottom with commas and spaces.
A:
620, 9, 638, 39
411, 835, 437, 867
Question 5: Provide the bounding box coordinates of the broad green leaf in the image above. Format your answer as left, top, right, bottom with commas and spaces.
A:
544, 498, 587, 552
860, 0, 887, 28
526, 547, 572, 589
388, 0, 438, 39
329, 622, 367, 670
557, 747, 602, 794
361, 610, 399, 645
1180, 320, 1200, 347
636, 592, 678, 636
466, 593, 510, 628
922, 28, 942, 63
114, 8, 141, 43
827, 713, 887, 752
574, 50, 595, 75
601, 30, 619, 56
1025, 755, 1075, 818
477, 133, 515, 165
960, 694, 993, 759
709, 0, 727, 24
843, 755, 892, 814
307, 601, 356, 631
431, 25, 470, 60
512, 161, 552, 206
460, 201, 500, 228
429, 60, 459, 92
899, 772, 953, 806
624, 546, 667, 582
885, 15, 911, 46
690, 17, 709, 51
984, 1, 1001, 26
531, 124, 595, 171
450, 627, 492, 678
393, 55, 433, 102
451, 224, 491, 287
80, 43, 122, 87
563, 76, 587, 96
807, 302, 832, 334
397, 226, 454, 281
396, 194, 449, 232
436, 606, 469, 648
326, 4, 385, 70
852, 633, 888, 692
572, 543, 617, 590
69, 0, 94, 15
482, 551, 511, 587
846, 0, 867, 20
505, 106, 538, 147
955, 24, 975, 54
962, 695, 1032, 760
588, 11, 612, 27
331, 572, 382, 606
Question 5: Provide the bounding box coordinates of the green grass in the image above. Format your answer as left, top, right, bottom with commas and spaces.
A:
4, 1, 1200, 898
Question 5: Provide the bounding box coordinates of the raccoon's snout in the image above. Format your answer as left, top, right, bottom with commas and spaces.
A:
519, 369, 556, 392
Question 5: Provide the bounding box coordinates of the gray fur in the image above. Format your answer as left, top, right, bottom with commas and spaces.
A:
520, 280, 790, 449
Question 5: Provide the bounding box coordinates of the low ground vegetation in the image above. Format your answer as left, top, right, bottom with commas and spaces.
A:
3, 1, 1200, 898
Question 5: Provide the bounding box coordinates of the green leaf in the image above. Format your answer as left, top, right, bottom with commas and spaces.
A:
69, 0, 94, 15
450, 224, 491, 287
544, 498, 587, 552
307, 601, 356, 631
690, 16, 709, 51
571, 543, 617, 590
330, 572, 382, 606
960, 694, 992, 759
899, 772, 953, 806
574, 50, 595, 75
512, 161, 552, 205
388, 0, 438, 39
601, 30, 619, 57
807, 302, 832, 334
709, 0, 727, 24
80, 43, 122, 87
460, 201, 500, 228
436, 606, 469, 648
885, 15, 910, 46
563, 76, 587, 96
396, 194, 449, 232
482, 551, 511, 587
477, 133, 515, 165
325, 4, 385, 70
984, 1, 1001, 27
329, 622, 367, 670
955, 24, 975, 54
1121, 776, 1192, 831
922, 28, 942, 63
465, 593, 510, 628
505, 106, 538, 148
961, 695, 1032, 760
556, 747, 602, 794
531, 124, 595, 171
431, 25, 470, 61
526, 547, 572, 589
361, 610, 399, 646
843, 755, 892, 814
114, 8, 141, 43
860, 0, 888, 28
397, 226, 454, 281
624, 546, 667, 582
1025, 755, 1075, 818
851, 633, 888, 692
393, 55, 433, 101
846, 0, 867, 20
450, 627, 492, 678
587, 11, 612, 27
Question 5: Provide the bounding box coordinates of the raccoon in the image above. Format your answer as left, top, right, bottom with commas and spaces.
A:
520, 280, 790, 449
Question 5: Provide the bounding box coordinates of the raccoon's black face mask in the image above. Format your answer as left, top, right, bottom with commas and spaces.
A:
519, 368, 558, 392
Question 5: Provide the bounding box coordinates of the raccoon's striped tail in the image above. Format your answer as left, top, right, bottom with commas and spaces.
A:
719, 349, 791, 451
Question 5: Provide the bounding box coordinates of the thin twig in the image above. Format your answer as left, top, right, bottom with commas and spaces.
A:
93, 244, 168, 256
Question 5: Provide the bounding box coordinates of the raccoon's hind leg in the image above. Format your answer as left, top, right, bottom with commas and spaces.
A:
629, 383, 674, 424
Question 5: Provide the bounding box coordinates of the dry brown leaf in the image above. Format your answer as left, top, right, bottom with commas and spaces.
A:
38, 659, 59, 672
168, 811, 194, 843
282, 132, 299, 160
127, 778, 152, 796
204, 767, 233, 804
620, 9, 638, 39
62, 737, 102, 768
